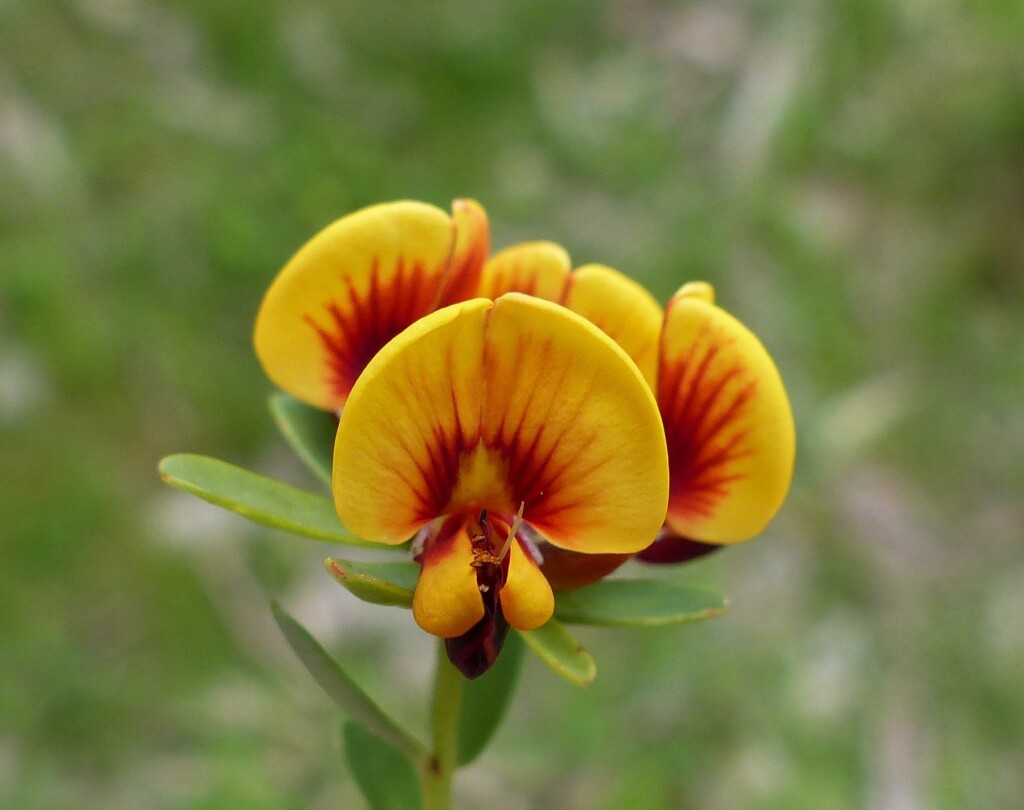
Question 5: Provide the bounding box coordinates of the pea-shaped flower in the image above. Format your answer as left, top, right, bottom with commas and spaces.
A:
332, 294, 669, 676
160, 199, 792, 808
477, 245, 795, 585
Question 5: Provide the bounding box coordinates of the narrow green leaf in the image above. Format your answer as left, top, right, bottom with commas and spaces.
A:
518, 619, 596, 686
269, 391, 337, 487
554, 579, 728, 627
271, 602, 427, 763
159, 453, 379, 547
457, 631, 524, 765
342, 721, 422, 810
325, 558, 419, 608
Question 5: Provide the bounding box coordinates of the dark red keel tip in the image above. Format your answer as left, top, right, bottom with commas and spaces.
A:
637, 533, 721, 565
445, 601, 510, 679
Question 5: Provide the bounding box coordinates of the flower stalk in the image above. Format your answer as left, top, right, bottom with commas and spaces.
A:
421, 639, 464, 810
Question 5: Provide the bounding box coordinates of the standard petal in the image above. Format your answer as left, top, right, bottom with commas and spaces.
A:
500, 539, 554, 630
477, 242, 570, 301
413, 521, 484, 637
254, 200, 457, 411
333, 294, 669, 554
658, 286, 795, 543
562, 264, 663, 389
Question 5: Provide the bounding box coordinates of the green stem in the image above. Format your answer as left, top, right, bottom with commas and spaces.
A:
420, 641, 463, 810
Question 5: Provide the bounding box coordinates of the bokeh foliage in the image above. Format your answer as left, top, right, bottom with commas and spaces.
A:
1, 0, 1022, 807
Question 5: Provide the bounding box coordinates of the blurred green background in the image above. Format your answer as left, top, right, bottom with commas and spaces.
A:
2, 0, 1022, 807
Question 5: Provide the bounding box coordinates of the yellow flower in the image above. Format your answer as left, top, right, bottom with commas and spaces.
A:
477, 245, 795, 582
332, 293, 669, 676
254, 199, 489, 412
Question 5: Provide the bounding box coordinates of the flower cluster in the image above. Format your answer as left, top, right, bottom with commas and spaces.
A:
254, 200, 794, 677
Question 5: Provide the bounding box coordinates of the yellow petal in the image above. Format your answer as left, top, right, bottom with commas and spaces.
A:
437, 198, 490, 306
500, 539, 554, 630
412, 521, 484, 637
562, 264, 663, 389
658, 285, 795, 543
676, 280, 714, 304
477, 242, 570, 301
254, 200, 463, 411
333, 294, 669, 555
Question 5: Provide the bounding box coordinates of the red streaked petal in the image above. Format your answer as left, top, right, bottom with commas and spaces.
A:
658, 286, 795, 543
254, 200, 477, 412
477, 242, 570, 301
437, 198, 490, 306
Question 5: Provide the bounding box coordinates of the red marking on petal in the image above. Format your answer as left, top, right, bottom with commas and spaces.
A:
503, 378, 562, 493
500, 261, 544, 296
437, 211, 488, 306
388, 429, 445, 522
486, 256, 566, 299
304, 255, 441, 402
659, 321, 758, 523
482, 337, 602, 522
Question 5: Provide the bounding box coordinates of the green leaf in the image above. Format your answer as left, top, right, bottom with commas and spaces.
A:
269, 391, 337, 487
271, 602, 427, 763
342, 721, 422, 810
158, 453, 379, 547
518, 619, 596, 686
325, 558, 419, 608
457, 630, 524, 765
554, 579, 728, 627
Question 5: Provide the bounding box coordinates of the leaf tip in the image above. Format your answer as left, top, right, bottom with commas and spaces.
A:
325, 557, 347, 582
157, 454, 185, 484
574, 660, 597, 687
269, 599, 289, 628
